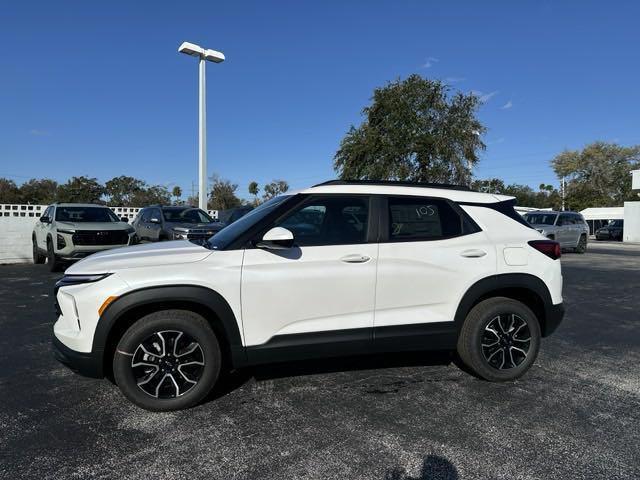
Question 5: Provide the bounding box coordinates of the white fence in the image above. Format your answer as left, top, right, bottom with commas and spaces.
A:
0, 204, 218, 264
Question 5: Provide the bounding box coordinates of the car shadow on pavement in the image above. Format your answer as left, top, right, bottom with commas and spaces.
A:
206, 350, 454, 402
385, 455, 458, 480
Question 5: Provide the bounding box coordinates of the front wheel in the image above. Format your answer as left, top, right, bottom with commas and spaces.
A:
457, 297, 541, 382
33, 237, 45, 264
46, 239, 64, 272
113, 310, 221, 411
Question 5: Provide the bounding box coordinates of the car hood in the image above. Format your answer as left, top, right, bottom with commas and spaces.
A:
65, 240, 213, 274
165, 221, 225, 231
56, 221, 131, 231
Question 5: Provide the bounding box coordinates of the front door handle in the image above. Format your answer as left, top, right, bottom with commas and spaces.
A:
460, 249, 487, 258
340, 254, 371, 263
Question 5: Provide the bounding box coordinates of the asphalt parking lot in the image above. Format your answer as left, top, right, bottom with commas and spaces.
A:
1, 242, 639, 480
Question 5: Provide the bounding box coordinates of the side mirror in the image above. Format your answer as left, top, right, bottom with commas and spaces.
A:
39, 216, 50, 224
257, 227, 294, 250
120, 217, 129, 223
150, 217, 161, 224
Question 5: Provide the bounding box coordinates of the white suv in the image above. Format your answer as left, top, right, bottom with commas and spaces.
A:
33, 203, 135, 271
52, 181, 564, 411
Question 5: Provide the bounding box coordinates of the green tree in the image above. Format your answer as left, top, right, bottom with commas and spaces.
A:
552, 142, 640, 211
18, 178, 59, 204
57, 176, 106, 203
263, 179, 289, 201
172, 186, 182, 205
248, 181, 260, 205
0, 178, 23, 203
208, 176, 242, 211
131, 185, 171, 206
470, 178, 506, 194
334, 74, 486, 184
105, 176, 146, 206
471, 177, 562, 209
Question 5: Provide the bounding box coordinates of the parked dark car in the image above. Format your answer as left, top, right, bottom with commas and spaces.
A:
595, 220, 624, 241
132, 206, 224, 242
217, 206, 253, 225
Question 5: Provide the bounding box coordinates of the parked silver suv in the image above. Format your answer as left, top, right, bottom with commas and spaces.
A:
523, 211, 588, 253
32, 203, 135, 271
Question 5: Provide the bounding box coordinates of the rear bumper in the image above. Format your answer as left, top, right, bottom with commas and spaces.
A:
52, 334, 103, 378
543, 302, 565, 337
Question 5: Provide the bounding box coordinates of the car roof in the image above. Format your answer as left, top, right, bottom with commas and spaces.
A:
301, 181, 513, 204
53, 203, 109, 208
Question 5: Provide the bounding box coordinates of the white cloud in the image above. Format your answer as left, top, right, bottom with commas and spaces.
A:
421, 56, 439, 69
500, 100, 513, 110
444, 76, 466, 83
471, 90, 499, 103
29, 129, 51, 136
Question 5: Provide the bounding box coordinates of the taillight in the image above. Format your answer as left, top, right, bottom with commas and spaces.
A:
528, 240, 561, 260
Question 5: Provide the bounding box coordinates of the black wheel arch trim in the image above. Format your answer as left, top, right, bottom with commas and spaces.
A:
453, 273, 562, 337
94, 285, 245, 373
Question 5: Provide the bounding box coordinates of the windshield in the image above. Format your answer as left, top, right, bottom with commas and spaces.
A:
163, 208, 213, 223
609, 220, 623, 227
207, 196, 291, 250
55, 206, 120, 223
524, 213, 557, 226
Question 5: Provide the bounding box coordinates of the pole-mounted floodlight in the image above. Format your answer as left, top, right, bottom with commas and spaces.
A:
178, 41, 225, 211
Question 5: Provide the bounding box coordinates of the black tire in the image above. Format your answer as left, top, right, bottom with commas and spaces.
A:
113, 310, 221, 411
46, 238, 63, 272
457, 297, 541, 382
575, 234, 587, 253
32, 236, 46, 264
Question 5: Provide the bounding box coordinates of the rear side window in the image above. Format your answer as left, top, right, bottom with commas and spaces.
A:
387, 197, 477, 241
482, 200, 533, 229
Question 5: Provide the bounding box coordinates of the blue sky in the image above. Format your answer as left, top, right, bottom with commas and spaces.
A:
1, 1, 639, 199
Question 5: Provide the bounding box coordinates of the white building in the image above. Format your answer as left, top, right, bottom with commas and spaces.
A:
624, 169, 640, 243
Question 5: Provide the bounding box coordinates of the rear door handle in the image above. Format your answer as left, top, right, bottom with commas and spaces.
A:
460, 249, 487, 258
340, 254, 371, 263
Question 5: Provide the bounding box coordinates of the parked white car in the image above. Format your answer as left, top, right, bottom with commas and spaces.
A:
52, 181, 564, 411
33, 203, 135, 271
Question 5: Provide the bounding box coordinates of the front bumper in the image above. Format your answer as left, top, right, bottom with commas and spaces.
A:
52, 334, 103, 378
543, 302, 565, 337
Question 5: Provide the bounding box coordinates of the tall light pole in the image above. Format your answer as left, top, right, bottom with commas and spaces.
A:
178, 42, 225, 211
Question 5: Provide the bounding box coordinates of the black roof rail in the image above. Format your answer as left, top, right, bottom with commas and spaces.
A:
312, 179, 474, 191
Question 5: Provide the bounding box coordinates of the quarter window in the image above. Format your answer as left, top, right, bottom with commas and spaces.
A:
387, 197, 474, 241
274, 196, 369, 246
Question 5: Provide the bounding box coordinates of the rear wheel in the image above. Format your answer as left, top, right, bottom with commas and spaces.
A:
113, 310, 221, 411
457, 297, 541, 382
32, 236, 45, 264
575, 234, 587, 253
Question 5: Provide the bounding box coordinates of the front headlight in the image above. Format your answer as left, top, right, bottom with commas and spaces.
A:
56, 273, 112, 289
57, 228, 75, 234
172, 228, 189, 239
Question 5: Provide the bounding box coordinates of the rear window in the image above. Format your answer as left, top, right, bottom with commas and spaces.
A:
462, 200, 533, 228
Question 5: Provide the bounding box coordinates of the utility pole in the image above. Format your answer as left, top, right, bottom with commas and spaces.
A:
561, 176, 566, 211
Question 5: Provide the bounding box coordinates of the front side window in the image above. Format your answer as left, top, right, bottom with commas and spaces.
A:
387, 197, 472, 241
274, 196, 369, 247
55, 206, 119, 223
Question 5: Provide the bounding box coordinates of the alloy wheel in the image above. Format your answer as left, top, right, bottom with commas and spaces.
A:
481, 314, 531, 370
131, 330, 205, 398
